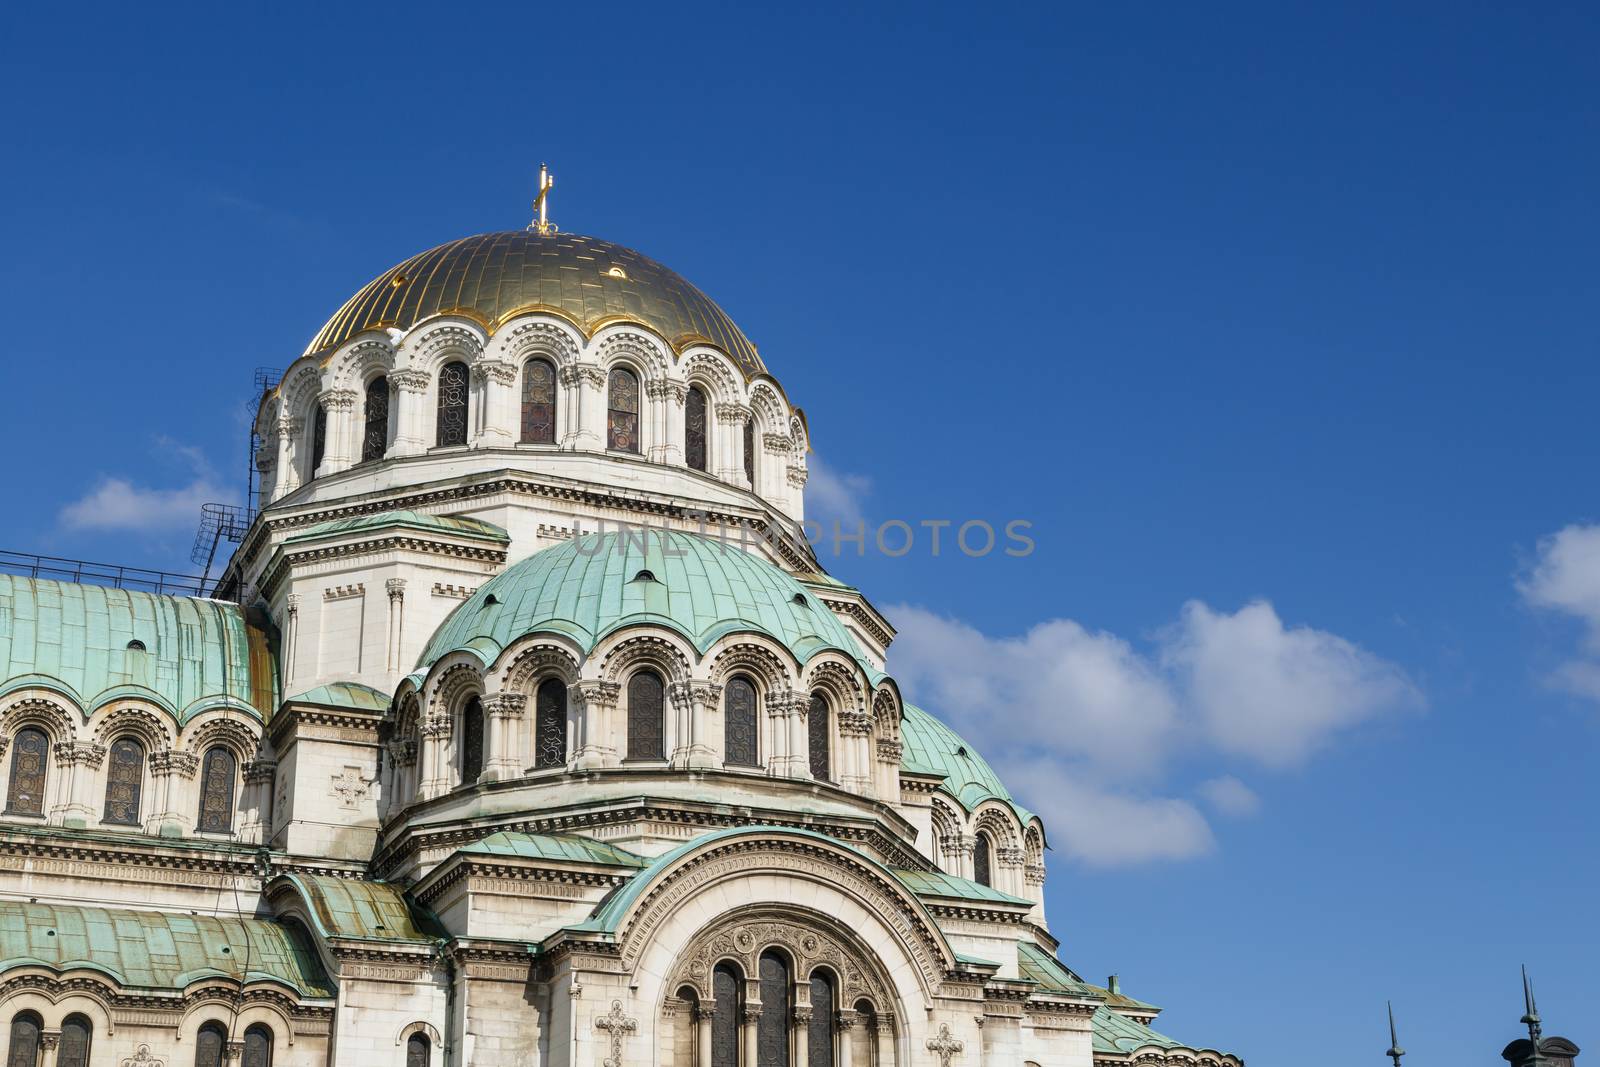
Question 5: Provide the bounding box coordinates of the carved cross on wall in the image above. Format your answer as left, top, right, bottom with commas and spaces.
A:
330, 766, 365, 809
595, 999, 637, 1067
927, 1023, 965, 1066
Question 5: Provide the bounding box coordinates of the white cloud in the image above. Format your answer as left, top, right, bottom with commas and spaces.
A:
804, 454, 872, 532
1519, 523, 1600, 699
59, 440, 234, 533
1164, 599, 1423, 768
886, 598, 1417, 867
1198, 775, 1261, 817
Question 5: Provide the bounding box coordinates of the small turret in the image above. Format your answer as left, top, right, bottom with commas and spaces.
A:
1502, 968, 1580, 1067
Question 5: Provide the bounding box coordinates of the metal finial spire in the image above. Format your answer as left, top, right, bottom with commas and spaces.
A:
1386, 1001, 1405, 1067
529, 163, 557, 235
1521, 965, 1542, 1044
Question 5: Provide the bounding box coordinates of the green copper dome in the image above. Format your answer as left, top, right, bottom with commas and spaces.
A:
415, 530, 866, 675
900, 702, 1034, 824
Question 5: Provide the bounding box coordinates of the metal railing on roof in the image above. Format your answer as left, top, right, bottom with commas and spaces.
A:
0, 549, 212, 598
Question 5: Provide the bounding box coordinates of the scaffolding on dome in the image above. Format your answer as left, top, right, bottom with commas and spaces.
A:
188, 368, 279, 594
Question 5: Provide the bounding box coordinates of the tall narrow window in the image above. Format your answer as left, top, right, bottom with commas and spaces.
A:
685, 385, 708, 471
757, 952, 792, 1067
607, 367, 640, 453
626, 670, 664, 760
405, 1033, 431, 1067
363, 375, 390, 462
242, 1024, 273, 1067
973, 832, 993, 887
521, 358, 557, 443
724, 676, 758, 767
193, 1021, 227, 1067
808, 693, 831, 781
809, 973, 837, 1067
534, 678, 567, 769
6, 1012, 41, 1067
196, 746, 236, 834
711, 964, 742, 1067
460, 696, 485, 784
310, 402, 327, 474
436, 360, 469, 447
855, 1001, 879, 1067
102, 736, 144, 825
58, 1014, 92, 1067
6, 728, 48, 815
743, 418, 755, 487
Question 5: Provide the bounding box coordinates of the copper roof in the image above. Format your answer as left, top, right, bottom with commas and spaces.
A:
304, 231, 764, 377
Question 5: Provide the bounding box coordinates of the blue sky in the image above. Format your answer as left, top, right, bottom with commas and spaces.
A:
1, 1, 1596, 1062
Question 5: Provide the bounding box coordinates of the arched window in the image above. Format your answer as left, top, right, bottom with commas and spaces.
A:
242, 1023, 273, 1067
460, 696, 485, 785
102, 736, 145, 825
607, 367, 640, 453
808, 693, 831, 781
362, 375, 390, 462
855, 1001, 879, 1067
6, 1011, 41, 1067
196, 747, 236, 834
711, 964, 742, 1067
58, 1013, 92, 1067
534, 678, 567, 769
310, 402, 327, 475
436, 360, 469, 447
973, 831, 993, 887
809, 971, 837, 1067
724, 676, 758, 767
6, 727, 49, 815
193, 1021, 227, 1067
521, 358, 557, 444
743, 418, 755, 486
685, 385, 709, 471
757, 951, 792, 1066
626, 670, 664, 761
406, 1032, 431, 1067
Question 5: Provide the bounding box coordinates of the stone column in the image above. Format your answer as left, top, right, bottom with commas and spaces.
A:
647, 379, 687, 465
482, 692, 528, 780
875, 1013, 896, 1067
273, 415, 303, 497
149, 750, 199, 836
788, 692, 811, 780
763, 432, 792, 510
715, 403, 752, 486
240, 758, 277, 844
562, 365, 606, 450
37, 1030, 60, 1067
696, 1004, 716, 1067
837, 1010, 858, 1067
741, 1005, 761, 1067
787, 460, 809, 522
794, 1007, 811, 1066
317, 388, 360, 474
573, 681, 620, 769
765, 693, 790, 777
418, 714, 452, 799
55, 741, 105, 826
282, 593, 301, 690
385, 579, 406, 674
955, 833, 977, 881
668, 681, 718, 770
390, 369, 431, 456
472, 360, 517, 446
224, 1039, 245, 1066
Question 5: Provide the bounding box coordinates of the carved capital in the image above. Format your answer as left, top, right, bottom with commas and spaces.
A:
472, 359, 518, 386
318, 387, 359, 412
386, 577, 407, 600
836, 1009, 859, 1031
37, 1030, 61, 1051
574, 680, 621, 709
149, 750, 200, 778
715, 401, 752, 425
390, 369, 431, 393
482, 692, 528, 718
792, 1006, 814, 1025
55, 740, 106, 768
243, 758, 278, 785
876, 739, 903, 761
1025, 863, 1047, 886
786, 464, 808, 488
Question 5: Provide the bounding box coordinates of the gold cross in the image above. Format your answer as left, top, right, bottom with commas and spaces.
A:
530, 163, 557, 234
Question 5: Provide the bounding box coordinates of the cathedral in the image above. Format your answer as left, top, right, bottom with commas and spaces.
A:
0, 185, 1243, 1066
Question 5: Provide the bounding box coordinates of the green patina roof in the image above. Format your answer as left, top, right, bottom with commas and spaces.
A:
1016, 939, 1099, 997
890, 867, 1033, 907
416, 530, 868, 675
285, 510, 509, 545
0, 575, 277, 721
277, 873, 441, 944
286, 682, 391, 713
459, 831, 649, 868
1084, 980, 1162, 1014
899, 703, 1033, 823
0, 900, 331, 997
1092, 1006, 1186, 1055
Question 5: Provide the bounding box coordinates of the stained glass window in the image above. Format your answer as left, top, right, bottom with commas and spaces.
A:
808, 973, 836, 1067
743, 418, 755, 487
712, 964, 741, 1067
521, 359, 557, 444
58, 1014, 91, 1067
102, 737, 144, 826
436, 360, 469, 447
242, 1024, 273, 1067
534, 678, 567, 769
724, 676, 758, 767
608, 367, 640, 453
6, 1012, 40, 1067
192, 1022, 226, 1067
363, 376, 389, 462
973, 832, 992, 887
6, 728, 48, 816
460, 697, 485, 784
626, 670, 664, 760
686, 386, 708, 471
196, 747, 236, 834
757, 952, 791, 1067
311, 402, 327, 474
808, 694, 830, 782
406, 1033, 431, 1067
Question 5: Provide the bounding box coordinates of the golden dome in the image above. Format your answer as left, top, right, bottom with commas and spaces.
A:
305, 231, 763, 376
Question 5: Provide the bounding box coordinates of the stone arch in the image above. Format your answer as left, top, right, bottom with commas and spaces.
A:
331, 337, 398, 390
597, 633, 693, 688
405, 321, 488, 375
705, 639, 794, 693
680, 349, 742, 406
870, 688, 901, 742
1024, 822, 1045, 867
0, 696, 77, 744
425, 659, 484, 720
277, 358, 325, 416
178, 996, 298, 1047
396, 1020, 442, 1046
972, 804, 1021, 852
594, 328, 672, 381
89, 703, 175, 753
493, 638, 582, 695
499, 317, 583, 367
0, 977, 115, 1032
183, 714, 261, 764
803, 658, 866, 715
747, 380, 787, 436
